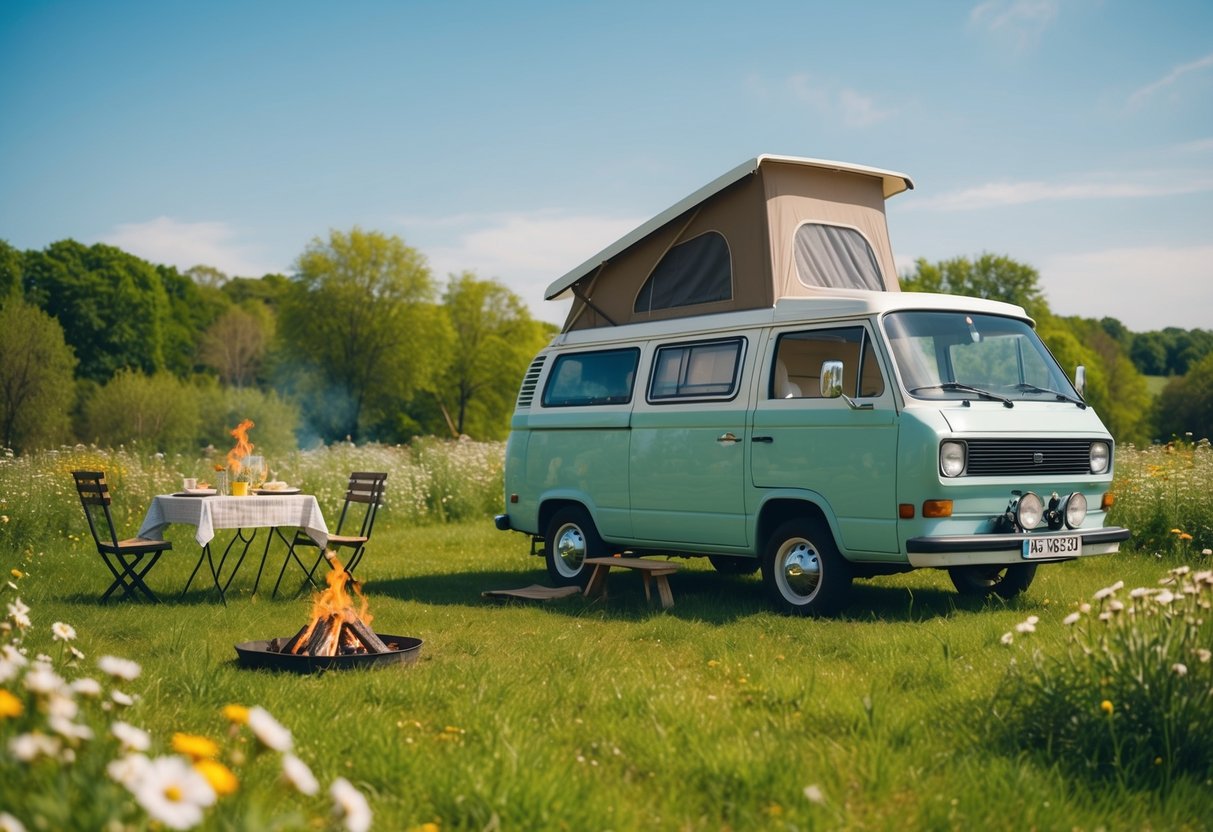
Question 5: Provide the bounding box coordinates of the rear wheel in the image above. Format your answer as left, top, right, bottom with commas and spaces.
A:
761, 518, 851, 616
544, 506, 605, 587
948, 563, 1037, 599
708, 555, 759, 575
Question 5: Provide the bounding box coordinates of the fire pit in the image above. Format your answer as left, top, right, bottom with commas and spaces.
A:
235, 550, 422, 673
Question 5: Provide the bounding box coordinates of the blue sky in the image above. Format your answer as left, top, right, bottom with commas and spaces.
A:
2, 0, 1210, 329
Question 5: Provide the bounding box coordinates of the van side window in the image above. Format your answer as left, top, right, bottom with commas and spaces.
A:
771, 327, 885, 399
542, 348, 640, 407
794, 224, 884, 291
649, 338, 744, 401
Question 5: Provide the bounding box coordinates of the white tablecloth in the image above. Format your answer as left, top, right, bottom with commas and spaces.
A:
137, 494, 329, 548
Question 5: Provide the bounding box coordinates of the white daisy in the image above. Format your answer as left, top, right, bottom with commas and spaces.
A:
1062, 612, 1081, 626
112, 690, 136, 707
330, 777, 372, 832
98, 655, 141, 681
0, 811, 27, 832
282, 753, 319, 796
107, 752, 152, 788
1172, 663, 1188, 677
8, 732, 61, 763
803, 784, 826, 805
6, 599, 30, 629
130, 756, 216, 830
112, 721, 151, 752
1000, 631, 1014, 646
247, 706, 292, 752
51, 622, 76, 642
71, 677, 102, 698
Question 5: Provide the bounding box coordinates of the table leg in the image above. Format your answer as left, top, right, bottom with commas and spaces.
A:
655, 575, 675, 609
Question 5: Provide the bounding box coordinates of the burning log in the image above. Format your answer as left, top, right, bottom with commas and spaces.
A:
270, 550, 392, 657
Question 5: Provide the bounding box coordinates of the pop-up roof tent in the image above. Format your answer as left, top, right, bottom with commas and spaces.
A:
545, 155, 914, 332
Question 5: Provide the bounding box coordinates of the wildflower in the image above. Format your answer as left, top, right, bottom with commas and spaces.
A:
1154, 589, 1176, 606
1100, 700, 1114, 715
9, 732, 60, 762
70, 677, 101, 697
194, 759, 238, 796
803, 784, 826, 805
221, 704, 249, 725
98, 655, 141, 681
1202, 549, 1212, 556
0, 689, 23, 718
1000, 631, 1014, 645
107, 752, 152, 788
1170, 528, 1182, 535
1079, 602, 1091, 614
112, 721, 151, 752
282, 753, 319, 795
1196, 648, 1212, 663
1062, 612, 1081, 626
706, 659, 719, 668
8, 569, 19, 578
172, 733, 220, 761
1180, 533, 1193, 541
1093, 581, 1124, 601
67, 646, 85, 661
51, 622, 76, 642
331, 777, 372, 832
1172, 663, 1188, 677
247, 706, 292, 752
6, 599, 30, 629
130, 755, 217, 830
23, 666, 64, 696
1015, 615, 1039, 634
0, 811, 26, 832
48, 715, 93, 742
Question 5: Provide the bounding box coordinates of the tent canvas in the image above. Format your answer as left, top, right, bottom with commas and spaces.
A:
546, 155, 913, 332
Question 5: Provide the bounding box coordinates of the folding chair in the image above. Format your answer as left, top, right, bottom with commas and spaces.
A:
272, 472, 386, 597
72, 471, 174, 603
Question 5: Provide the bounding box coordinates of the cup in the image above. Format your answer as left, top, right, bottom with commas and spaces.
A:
183, 477, 198, 491
231, 481, 249, 497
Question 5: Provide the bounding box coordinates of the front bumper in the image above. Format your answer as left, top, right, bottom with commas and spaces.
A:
905, 526, 1130, 567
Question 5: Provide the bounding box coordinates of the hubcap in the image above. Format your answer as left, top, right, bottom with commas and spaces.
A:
779, 539, 821, 601
554, 524, 586, 576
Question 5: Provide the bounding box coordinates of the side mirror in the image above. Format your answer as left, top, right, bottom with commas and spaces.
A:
820, 360, 844, 399
1074, 365, 1085, 397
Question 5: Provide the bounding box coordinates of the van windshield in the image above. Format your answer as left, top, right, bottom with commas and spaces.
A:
883, 312, 1081, 404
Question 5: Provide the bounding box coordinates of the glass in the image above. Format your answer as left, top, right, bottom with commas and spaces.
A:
245, 455, 267, 489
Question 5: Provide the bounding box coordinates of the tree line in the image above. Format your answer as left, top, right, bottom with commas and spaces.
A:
0, 229, 554, 454
901, 253, 1212, 445
1, 238, 1209, 455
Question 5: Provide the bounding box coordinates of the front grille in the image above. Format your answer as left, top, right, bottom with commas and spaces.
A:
964, 439, 1098, 476
514, 356, 546, 409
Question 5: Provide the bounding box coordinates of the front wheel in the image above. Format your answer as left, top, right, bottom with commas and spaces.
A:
948, 563, 1037, 599
544, 506, 605, 587
761, 518, 851, 616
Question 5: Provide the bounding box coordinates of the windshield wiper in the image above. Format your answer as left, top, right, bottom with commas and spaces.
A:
1014, 383, 1087, 409
910, 382, 1014, 408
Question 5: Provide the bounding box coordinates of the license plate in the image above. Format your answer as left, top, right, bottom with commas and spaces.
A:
1023, 534, 1082, 558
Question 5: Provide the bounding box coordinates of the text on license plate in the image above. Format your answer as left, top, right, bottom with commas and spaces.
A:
1023, 534, 1082, 558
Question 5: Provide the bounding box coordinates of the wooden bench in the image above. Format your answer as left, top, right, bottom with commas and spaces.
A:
583, 557, 679, 609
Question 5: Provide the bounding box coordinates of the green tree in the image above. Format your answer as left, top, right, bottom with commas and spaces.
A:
199, 304, 273, 388
0, 298, 77, 451
1155, 352, 1213, 442
279, 228, 451, 442
0, 240, 22, 299
901, 253, 1048, 318
431, 272, 551, 439
157, 264, 230, 376
22, 241, 171, 383
81, 370, 201, 453
194, 379, 301, 459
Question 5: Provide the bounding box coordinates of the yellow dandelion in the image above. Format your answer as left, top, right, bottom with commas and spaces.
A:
706, 659, 719, 668
9, 568, 21, 578
221, 704, 250, 725
172, 732, 220, 761
1170, 528, 1182, 535
194, 759, 239, 796
1179, 533, 1193, 541
0, 689, 23, 719
1100, 700, 1114, 715
1154, 756, 1163, 766
408, 824, 441, 832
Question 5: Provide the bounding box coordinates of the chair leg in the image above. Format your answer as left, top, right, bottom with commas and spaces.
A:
100, 552, 162, 603
344, 545, 367, 576
272, 542, 320, 599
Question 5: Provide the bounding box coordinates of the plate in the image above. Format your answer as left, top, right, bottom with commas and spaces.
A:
255, 487, 301, 495
175, 488, 218, 497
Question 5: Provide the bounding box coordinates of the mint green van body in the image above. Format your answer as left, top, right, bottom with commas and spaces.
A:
496, 156, 1129, 614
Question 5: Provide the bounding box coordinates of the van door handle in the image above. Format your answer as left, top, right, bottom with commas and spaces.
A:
751, 436, 774, 443
717, 432, 739, 444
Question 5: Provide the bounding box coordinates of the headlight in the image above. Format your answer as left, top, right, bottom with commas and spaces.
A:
1090, 441, 1110, 474
940, 441, 966, 478
1064, 491, 1088, 529
1015, 491, 1044, 530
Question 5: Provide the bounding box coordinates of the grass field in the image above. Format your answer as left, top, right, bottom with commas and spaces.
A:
2, 444, 1212, 831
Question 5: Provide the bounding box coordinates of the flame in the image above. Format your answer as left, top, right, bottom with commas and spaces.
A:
289, 551, 374, 656
226, 419, 255, 475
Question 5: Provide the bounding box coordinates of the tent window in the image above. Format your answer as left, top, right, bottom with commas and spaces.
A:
794, 224, 885, 291
635, 231, 732, 313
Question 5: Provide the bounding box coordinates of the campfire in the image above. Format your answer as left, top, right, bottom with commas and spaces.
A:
273, 551, 391, 656
235, 551, 423, 672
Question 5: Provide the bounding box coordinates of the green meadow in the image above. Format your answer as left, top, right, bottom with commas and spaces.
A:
1, 442, 1211, 831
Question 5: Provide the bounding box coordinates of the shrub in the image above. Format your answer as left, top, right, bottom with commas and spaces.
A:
990, 566, 1213, 791
81, 371, 201, 455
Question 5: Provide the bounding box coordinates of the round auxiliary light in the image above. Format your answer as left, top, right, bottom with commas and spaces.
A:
1015, 491, 1044, 530
1090, 441, 1110, 474
940, 441, 966, 478
1064, 491, 1088, 529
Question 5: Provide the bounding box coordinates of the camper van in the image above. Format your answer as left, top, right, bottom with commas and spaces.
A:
495, 155, 1130, 615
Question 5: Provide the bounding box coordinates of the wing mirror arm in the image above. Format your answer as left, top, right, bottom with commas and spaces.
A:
820, 360, 874, 411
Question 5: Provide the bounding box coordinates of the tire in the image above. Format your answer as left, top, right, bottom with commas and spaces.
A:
948, 563, 1037, 599
544, 506, 605, 587
708, 555, 760, 575
761, 518, 852, 616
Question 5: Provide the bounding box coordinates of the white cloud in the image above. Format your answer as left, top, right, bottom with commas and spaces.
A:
1127, 51, 1213, 110
401, 212, 642, 325
760, 73, 895, 128
102, 217, 281, 278
969, 0, 1060, 48
1041, 245, 1213, 330
913, 176, 1213, 211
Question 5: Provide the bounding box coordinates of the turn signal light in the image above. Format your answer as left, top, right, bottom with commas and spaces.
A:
922, 500, 953, 518
899, 503, 915, 519
1101, 492, 1115, 511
